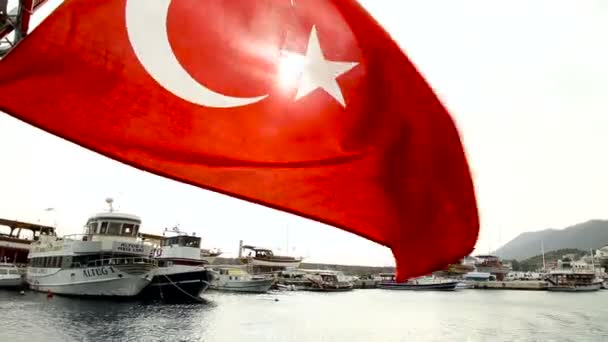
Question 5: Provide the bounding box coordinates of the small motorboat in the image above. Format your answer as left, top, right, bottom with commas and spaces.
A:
0, 261, 24, 289
209, 267, 274, 293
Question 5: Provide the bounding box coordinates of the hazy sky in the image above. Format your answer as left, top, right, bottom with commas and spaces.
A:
1, 0, 607, 266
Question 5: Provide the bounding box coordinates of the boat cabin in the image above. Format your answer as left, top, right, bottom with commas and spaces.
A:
83, 212, 141, 238
215, 267, 250, 281
241, 245, 277, 259
161, 235, 200, 248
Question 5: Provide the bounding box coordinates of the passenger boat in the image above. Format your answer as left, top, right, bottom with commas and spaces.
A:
546, 258, 602, 292
25, 199, 157, 297
0, 260, 24, 288
209, 266, 274, 293
0, 218, 56, 266
378, 274, 460, 291
139, 226, 213, 302
303, 270, 354, 292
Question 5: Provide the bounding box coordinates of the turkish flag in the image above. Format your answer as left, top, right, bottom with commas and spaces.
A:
0, 0, 478, 281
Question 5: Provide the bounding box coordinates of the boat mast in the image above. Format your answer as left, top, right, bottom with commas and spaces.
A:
590, 248, 596, 274
541, 240, 546, 272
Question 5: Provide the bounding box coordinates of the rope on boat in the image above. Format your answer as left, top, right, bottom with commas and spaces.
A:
161, 274, 208, 303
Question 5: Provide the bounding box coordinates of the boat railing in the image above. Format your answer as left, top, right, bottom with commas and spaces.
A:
74, 256, 157, 268
62, 233, 143, 242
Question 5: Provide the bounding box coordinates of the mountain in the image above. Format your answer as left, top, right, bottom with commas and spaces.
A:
494, 220, 608, 260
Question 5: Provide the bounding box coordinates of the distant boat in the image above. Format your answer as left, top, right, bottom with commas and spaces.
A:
378, 274, 460, 291
209, 267, 274, 293
473, 255, 510, 281
302, 270, 354, 292
200, 248, 222, 265
238, 240, 302, 272
545, 258, 601, 292
275, 269, 313, 290
0, 260, 23, 288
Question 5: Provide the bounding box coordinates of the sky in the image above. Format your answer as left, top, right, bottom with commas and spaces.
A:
0, 0, 607, 266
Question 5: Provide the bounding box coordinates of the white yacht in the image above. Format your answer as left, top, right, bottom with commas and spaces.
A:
0, 260, 23, 288
209, 266, 274, 293
26, 199, 157, 297
139, 227, 213, 302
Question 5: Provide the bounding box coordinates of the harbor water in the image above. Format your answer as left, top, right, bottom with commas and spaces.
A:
1, 289, 607, 342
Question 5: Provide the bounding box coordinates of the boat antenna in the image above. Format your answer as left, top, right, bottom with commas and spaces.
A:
105, 198, 114, 212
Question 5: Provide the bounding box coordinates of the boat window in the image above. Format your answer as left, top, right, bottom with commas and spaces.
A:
0, 269, 7, 275
107, 222, 122, 235
8, 269, 18, 275
184, 236, 200, 248
134, 225, 140, 234
100, 221, 108, 234
88, 221, 98, 234
122, 223, 135, 236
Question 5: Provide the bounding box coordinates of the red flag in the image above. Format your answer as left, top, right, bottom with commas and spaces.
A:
0, 0, 478, 280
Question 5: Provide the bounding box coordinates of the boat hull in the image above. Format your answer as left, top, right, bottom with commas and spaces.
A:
378, 281, 460, 291
26, 265, 153, 297
139, 267, 211, 302
211, 278, 274, 293
0, 276, 24, 288
303, 285, 353, 292
547, 283, 602, 292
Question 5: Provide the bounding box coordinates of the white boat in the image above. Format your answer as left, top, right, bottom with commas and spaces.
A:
0, 261, 23, 288
25, 199, 157, 297
209, 266, 273, 293
139, 226, 213, 302
378, 274, 460, 291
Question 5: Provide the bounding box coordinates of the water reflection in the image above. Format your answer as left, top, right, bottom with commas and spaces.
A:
1, 289, 607, 342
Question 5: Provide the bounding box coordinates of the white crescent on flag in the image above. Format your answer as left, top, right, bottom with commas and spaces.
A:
125, 0, 268, 108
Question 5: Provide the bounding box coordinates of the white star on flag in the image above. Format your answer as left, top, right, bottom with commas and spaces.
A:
287, 26, 359, 107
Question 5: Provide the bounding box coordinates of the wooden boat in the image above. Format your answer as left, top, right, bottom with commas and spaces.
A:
238, 241, 302, 273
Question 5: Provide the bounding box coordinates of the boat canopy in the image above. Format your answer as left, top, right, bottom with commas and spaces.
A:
0, 218, 56, 240
241, 245, 273, 253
